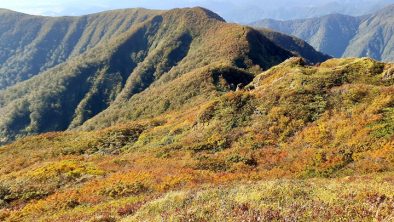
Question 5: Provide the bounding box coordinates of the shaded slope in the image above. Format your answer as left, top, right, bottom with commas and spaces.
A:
79, 64, 255, 130
251, 4, 394, 61
251, 14, 362, 58
0, 8, 160, 90
343, 4, 394, 61
257, 28, 332, 64
1, 7, 321, 144
0, 57, 392, 221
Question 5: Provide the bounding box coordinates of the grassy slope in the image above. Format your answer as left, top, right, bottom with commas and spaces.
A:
251, 4, 394, 62
0, 57, 392, 221
126, 175, 394, 221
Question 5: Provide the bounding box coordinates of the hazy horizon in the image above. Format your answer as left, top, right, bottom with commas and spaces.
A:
0, 0, 393, 22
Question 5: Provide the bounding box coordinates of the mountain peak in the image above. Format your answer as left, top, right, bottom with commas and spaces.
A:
166, 7, 226, 22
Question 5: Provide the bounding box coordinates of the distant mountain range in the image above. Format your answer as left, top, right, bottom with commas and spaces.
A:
0, 7, 329, 144
251, 4, 394, 61
216, 0, 394, 23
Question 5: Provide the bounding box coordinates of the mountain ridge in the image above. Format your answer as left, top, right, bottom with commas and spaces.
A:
0, 7, 329, 144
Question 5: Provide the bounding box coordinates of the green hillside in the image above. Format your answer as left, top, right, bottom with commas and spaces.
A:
0, 57, 392, 221
0, 8, 160, 90
0, 7, 329, 144
251, 4, 394, 61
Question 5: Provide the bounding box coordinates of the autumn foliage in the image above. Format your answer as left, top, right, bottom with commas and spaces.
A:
0, 57, 393, 221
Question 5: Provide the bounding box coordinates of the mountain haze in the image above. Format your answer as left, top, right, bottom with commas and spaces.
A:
251, 4, 394, 61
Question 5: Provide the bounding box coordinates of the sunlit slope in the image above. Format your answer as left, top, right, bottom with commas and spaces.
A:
0, 57, 392, 221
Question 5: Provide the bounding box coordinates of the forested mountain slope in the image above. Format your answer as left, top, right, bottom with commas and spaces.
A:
251, 4, 394, 61
0, 7, 329, 144
0, 8, 160, 90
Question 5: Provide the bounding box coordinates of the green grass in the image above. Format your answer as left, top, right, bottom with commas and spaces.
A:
125, 174, 394, 222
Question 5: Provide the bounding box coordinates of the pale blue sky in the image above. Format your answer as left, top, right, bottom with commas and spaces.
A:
0, 0, 393, 22
0, 0, 206, 15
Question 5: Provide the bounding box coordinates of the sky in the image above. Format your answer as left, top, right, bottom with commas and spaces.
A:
0, 0, 207, 15
0, 0, 393, 23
